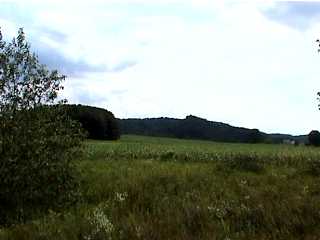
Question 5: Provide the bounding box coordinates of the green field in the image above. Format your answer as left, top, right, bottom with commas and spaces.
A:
2, 135, 320, 239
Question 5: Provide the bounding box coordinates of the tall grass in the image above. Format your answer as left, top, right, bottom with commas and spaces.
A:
1, 135, 320, 239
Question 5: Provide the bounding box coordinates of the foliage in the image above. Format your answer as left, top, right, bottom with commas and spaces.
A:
0, 28, 84, 225
308, 130, 320, 146
64, 104, 120, 140
121, 116, 267, 143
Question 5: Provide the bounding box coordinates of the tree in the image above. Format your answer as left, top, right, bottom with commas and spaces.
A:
247, 129, 264, 143
308, 130, 320, 146
64, 104, 120, 140
0, 28, 84, 225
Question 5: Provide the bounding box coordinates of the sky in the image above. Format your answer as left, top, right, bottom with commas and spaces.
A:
1, 0, 320, 135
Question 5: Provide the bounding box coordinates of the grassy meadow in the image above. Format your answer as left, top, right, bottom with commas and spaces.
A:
2, 135, 320, 239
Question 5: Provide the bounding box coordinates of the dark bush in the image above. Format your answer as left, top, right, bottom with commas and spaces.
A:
308, 130, 320, 146
0, 106, 84, 224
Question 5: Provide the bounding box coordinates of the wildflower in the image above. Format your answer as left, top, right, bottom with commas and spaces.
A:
239, 179, 248, 186
207, 206, 215, 212
303, 185, 309, 194
115, 192, 128, 202
240, 203, 249, 211
85, 206, 114, 240
135, 225, 142, 238
215, 207, 227, 219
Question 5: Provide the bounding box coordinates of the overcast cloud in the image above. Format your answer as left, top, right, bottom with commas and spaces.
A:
1, 0, 320, 135
262, 1, 320, 30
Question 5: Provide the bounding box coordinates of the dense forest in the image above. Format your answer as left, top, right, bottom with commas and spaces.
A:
120, 115, 265, 143
120, 115, 308, 144
64, 104, 120, 140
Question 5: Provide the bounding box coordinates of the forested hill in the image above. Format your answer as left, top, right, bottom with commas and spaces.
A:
120, 115, 266, 143
120, 115, 307, 144
61, 103, 307, 144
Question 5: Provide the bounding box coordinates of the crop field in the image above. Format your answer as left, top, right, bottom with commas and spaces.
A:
2, 135, 320, 239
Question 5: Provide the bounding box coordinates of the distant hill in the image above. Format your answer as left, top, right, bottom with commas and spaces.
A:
120, 115, 307, 144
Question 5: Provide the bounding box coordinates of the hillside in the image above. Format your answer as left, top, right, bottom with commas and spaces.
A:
120, 115, 307, 144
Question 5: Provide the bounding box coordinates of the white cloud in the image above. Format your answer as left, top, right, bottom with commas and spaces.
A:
1, 1, 320, 135
0, 19, 17, 37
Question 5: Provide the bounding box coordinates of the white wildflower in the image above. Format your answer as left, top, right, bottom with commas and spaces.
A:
85, 206, 114, 240
135, 225, 142, 238
115, 192, 128, 202
207, 206, 215, 212
215, 207, 227, 219
239, 179, 247, 186
240, 203, 249, 211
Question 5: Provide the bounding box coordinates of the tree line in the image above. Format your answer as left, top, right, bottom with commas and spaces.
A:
120, 115, 266, 143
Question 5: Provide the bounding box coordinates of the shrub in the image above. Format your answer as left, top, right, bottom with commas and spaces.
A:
0, 28, 84, 225
308, 130, 320, 146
